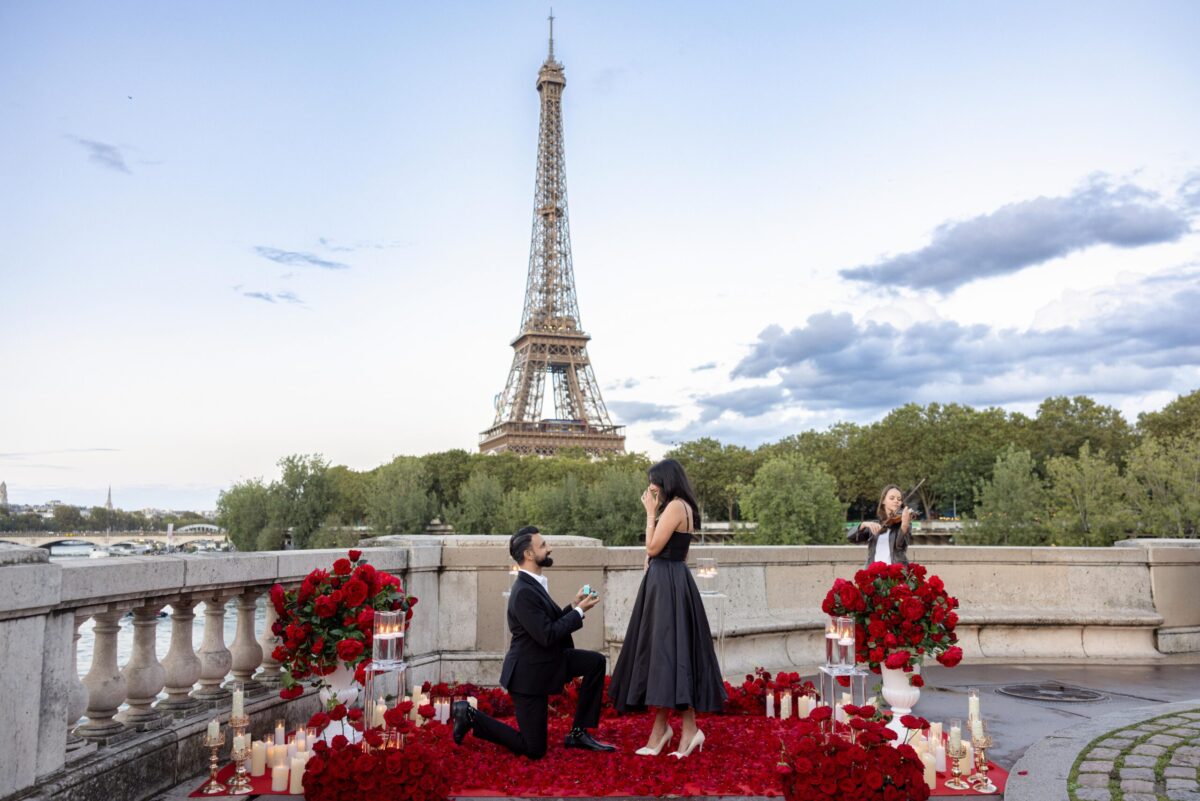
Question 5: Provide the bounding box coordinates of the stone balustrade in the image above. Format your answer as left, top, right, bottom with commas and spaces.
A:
2, 535, 1197, 801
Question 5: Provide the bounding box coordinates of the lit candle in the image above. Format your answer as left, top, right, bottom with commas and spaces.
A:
232, 687, 244, 718
934, 744, 947, 773
271, 764, 289, 793
289, 757, 305, 793
251, 740, 266, 776
780, 691, 792, 720
968, 689, 980, 722
796, 694, 810, 718
835, 703, 845, 724
206, 718, 219, 741
960, 741, 974, 774
948, 723, 961, 752
921, 752, 936, 789
972, 718, 983, 741
232, 733, 245, 753
287, 740, 297, 761
765, 691, 775, 717
930, 721, 943, 744
268, 744, 285, 768
274, 721, 285, 746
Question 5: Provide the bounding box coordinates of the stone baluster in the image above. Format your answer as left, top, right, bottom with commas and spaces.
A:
75, 609, 130, 742
158, 598, 202, 715
192, 593, 233, 702
227, 589, 263, 693
255, 594, 283, 688
65, 613, 91, 752
119, 603, 166, 729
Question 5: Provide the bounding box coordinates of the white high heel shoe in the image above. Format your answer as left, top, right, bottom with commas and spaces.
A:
670, 728, 705, 759
635, 725, 674, 756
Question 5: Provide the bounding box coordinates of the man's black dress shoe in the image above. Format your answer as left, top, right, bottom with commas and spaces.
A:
451, 700, 474, 745
563, 727, 616, 752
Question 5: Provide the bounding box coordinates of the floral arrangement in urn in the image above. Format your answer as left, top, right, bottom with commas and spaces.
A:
821, 562, 962, 686
270, 549, 417, 701
777, 705, 931, 801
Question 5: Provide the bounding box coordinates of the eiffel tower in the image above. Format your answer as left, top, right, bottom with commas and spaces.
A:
480, 16, 625, 457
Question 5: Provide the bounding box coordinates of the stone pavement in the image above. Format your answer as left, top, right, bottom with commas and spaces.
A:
1064, 709, 1200, 801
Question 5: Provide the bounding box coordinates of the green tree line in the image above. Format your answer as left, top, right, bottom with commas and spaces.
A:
214, 389, 1200, 550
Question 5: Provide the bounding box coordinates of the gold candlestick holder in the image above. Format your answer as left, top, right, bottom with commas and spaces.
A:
227, 742, 253, 795
198, 732, 226, 795
971, 732, 998, 794
944, 742, 970, 790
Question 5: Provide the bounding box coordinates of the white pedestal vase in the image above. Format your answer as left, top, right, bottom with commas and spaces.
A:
318, 663, 362, 744
880, 663, 921, 743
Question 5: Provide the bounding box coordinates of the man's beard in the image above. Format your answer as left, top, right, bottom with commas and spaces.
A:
535, 554, 554, 568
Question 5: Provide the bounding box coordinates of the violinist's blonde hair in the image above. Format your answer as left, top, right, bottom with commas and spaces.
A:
876, 485, 902, 523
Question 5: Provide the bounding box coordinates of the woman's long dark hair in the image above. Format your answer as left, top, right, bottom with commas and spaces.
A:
648, 458, 702, 531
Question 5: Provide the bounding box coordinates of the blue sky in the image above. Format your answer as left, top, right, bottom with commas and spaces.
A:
2, 1, 1198, 509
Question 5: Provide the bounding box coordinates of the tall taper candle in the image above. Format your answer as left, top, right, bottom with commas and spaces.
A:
231, 687, 244, 718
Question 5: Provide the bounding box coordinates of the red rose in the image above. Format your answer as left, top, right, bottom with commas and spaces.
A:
336, 638, 364, 662
333, 558, 352, 576
900, 596, 926, 621
279, 685, 304, 700
307, 711, 330, 731
356, 609, 375, 630
314, 595, 338, 618
329, 703, 347, 721
269, 583, 286, 615
418, 703, 435, 720
910, 673, 925, 687
884, 650, 911, 670
343, 579, 369, 608
937, 645, 964, 667
348, 549, 362, 562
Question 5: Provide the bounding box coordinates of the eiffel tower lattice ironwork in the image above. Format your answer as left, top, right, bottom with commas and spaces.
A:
480, 16, 625, 457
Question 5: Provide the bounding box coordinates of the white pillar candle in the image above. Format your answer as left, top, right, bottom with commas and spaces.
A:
289, 757, 305, 794
968, 694, 980, 722
375, 699, 387, 728
921, 752, 936, 789
206, 718, 219, 741
971, 718, 984, 741
930, 721, 943, 744
270, 764, 289, 793
765, 692, 774, 717
934, 744, 947, 774
835, 703, 844, 724
960, 741, 974, 774
287, 741, 297, 761
796, 694, 810, 718
250, 740, 266, 776
274, 721, 285, 746
295, 729, 306, 750
841, 692, 852, 706
948, 724, 961, 752
268, 744, 286, 768
780, 692, 792, 720
231, 688, 244, 718
233, 733, 246, 753
865, 695, 877, 708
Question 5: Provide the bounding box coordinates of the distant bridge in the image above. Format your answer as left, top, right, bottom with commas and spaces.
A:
0, 529, 227, 548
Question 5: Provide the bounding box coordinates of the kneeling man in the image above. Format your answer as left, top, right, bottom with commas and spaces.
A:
452, 526, 615, 758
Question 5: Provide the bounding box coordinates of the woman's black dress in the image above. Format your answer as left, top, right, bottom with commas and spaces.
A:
607, 530, 728, 712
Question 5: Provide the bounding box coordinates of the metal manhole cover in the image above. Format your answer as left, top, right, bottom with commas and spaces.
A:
996, 683, 1106, 702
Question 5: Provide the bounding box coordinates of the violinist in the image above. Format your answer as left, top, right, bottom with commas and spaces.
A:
847, 485, 914, 567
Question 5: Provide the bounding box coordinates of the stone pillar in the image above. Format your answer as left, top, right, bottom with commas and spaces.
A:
65, 613, 90, 752
75, 609, 130, 742
119, 603, 167, 729
255, 597, 283, 688
192, 593, 233, 702
158, 599, 202, 715
227, 589, 264, 693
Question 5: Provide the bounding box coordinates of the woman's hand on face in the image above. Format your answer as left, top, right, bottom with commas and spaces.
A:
641, 486, 659, 514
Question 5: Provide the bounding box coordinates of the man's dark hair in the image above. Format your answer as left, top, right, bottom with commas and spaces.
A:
509, 526, 539, 564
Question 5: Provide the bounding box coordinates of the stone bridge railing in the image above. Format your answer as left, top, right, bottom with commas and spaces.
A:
2, 536, 1197, 801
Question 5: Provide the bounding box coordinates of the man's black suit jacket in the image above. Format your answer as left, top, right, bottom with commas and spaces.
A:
499, 571, 584, 697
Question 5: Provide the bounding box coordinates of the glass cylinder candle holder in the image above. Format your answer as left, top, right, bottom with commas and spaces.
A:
372, 610, 404, 666
695, 558, 718, 594
836, 617, 857, 667
967, 687, 981, 723
824, 618, 839, 667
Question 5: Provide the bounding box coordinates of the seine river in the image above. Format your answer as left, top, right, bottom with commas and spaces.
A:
51, 546, 270, 680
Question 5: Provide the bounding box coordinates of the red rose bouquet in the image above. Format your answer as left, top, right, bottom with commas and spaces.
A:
725, 668, 819, 715
271, 549, 418, 700
777, 705, 930, 801
821, 562, 961, 685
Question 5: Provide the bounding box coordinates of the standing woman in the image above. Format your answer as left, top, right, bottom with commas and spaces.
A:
608, 459, 727, 759
847, 484, 914, 567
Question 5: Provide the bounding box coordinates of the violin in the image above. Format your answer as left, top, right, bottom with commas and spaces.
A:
881, 506, 920, 528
